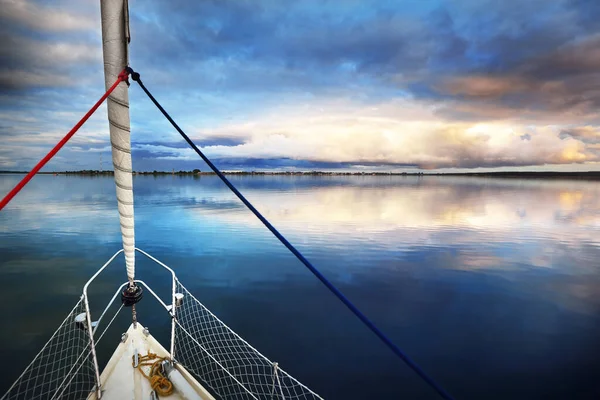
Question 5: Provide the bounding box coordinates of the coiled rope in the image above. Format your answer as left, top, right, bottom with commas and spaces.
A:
132, 352, 173, 397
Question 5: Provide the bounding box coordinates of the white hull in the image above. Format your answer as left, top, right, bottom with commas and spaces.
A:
89, 322, 214, 400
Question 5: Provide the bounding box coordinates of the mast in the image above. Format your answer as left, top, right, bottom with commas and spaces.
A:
100, 0, 135, 284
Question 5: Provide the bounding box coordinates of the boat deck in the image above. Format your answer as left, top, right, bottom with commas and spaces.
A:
89, 322, 215, 400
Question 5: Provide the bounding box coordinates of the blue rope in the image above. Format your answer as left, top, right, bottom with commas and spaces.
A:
128, 67, 455, 400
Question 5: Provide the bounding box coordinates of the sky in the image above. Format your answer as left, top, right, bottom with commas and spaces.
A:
1, 0, 600, 172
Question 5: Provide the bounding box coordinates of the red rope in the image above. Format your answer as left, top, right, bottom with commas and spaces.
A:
0, 69, 130, 211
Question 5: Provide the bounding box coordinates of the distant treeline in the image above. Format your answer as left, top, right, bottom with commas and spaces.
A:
1, 170, 600, 179
0, 169, 419, 176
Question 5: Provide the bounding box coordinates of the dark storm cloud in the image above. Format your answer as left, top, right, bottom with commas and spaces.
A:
136, 137, 247, 149
194, 137, 246, 147
5, 0, 599, 101
559, 127, 600, 144
430, 0, 600, 120
129, 0, 442, 92
133, 149, 180, 159
135, 141, 190, 150
133, 1, 594, 80
0, 1, 101, 91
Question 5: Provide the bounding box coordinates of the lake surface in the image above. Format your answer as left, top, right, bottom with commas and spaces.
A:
1, 174, 600, 399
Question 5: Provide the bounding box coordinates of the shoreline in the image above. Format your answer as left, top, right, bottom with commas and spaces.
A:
1, 170, 600, 179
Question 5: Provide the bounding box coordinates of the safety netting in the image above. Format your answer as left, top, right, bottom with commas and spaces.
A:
173, 280, 323, 400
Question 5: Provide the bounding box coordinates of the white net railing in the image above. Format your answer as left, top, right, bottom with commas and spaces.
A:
174, 280, 323, 400
0, 298, 96, 400
1, 250, 323, 400
1, 296, 124, 400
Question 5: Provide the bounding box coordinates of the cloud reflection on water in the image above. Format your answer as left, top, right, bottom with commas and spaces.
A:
2, 175, 600, 399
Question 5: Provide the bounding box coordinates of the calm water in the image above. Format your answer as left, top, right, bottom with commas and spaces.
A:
1, 174, 600, 399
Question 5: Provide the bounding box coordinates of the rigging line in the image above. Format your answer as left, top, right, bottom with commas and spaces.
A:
0, 69, 131, 212
127, 67, 455, 400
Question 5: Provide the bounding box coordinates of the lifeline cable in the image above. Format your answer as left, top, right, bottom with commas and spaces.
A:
128, 67, 455, 400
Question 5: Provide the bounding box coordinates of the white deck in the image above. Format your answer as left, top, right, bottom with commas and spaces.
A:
89, 322, 215, 400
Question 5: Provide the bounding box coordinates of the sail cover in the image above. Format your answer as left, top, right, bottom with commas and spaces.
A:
100, 0, 135, 282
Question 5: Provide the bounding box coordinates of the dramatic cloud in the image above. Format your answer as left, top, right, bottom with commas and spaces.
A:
436, 33, 600, 120
181, 99, 595, 169
0, 0, 101, 90
0, 0, 599, 171
1, 0, 96, 32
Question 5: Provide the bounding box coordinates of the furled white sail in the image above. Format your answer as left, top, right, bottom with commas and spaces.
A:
100, 0, 135, 282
